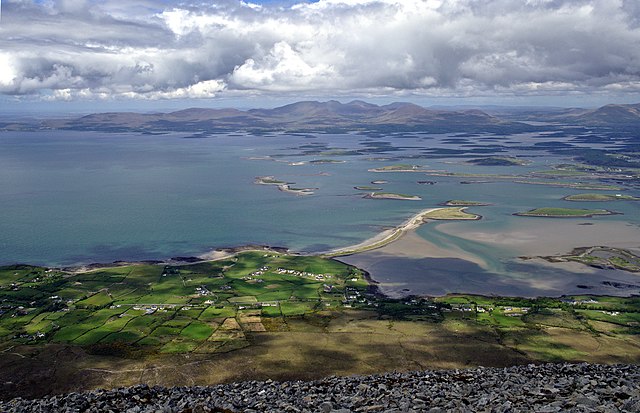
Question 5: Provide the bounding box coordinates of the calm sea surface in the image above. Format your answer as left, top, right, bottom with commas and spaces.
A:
2, 130, 639, 296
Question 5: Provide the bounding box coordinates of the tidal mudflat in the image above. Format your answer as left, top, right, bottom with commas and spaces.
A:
340, 218, 640, 297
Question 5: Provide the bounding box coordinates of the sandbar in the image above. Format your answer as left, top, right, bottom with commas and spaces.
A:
324, 208, 443, 256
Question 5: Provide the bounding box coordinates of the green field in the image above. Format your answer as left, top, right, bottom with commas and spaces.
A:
2, 255, 640, 401
3, 255, 637, 362
0, 252, 365, 351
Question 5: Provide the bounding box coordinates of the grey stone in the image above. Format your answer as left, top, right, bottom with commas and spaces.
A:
320, 401, 334, 413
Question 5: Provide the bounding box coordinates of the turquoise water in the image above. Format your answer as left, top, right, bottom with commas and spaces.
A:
1, 129, 639, 296
0, 130, 463, 265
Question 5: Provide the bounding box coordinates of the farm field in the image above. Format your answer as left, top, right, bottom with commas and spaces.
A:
0, 252, 368, 354
1, 253, 640, 399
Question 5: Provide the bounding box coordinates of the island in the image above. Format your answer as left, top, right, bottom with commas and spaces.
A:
255, 176, 288, 185
563, 193, 640, 202
514, 181, 623, 191
369, 164, 426, 172
363, 192, 422, 201
514, 207, 618, 218
278, 184, 316, 195
354, 186, 382, 191
467, 156, 530, 166
421, 207, 482, 220
440, 200, 491, 206
309, 159, 345, 164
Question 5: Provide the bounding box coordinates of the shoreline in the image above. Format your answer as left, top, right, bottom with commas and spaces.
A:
322, 208, 444, 257
5, 208, 459, 273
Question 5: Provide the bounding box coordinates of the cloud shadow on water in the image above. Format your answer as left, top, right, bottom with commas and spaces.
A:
339, 254, 640, 298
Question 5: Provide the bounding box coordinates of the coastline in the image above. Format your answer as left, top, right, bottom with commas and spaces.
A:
60, 207, 462, 272
323, 208, 444, 257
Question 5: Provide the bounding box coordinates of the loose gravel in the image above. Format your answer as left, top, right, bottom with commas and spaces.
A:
2, 363, 639, 412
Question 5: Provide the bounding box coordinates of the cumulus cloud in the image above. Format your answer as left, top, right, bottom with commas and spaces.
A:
230, 41, 335, 90
0, 0, 639, 101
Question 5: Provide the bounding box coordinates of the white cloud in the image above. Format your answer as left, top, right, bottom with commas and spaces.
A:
1, 0, 639, 102
0, 54, 18, 88
231, 41, 335, 90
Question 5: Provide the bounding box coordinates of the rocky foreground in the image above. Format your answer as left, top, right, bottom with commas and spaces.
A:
2, 363, 639, 412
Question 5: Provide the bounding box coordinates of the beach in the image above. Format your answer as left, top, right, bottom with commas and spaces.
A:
324, 208, 443, 257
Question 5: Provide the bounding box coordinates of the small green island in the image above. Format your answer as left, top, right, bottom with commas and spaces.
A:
515, 180, 623, 191
467, 156, 530, 166
440, 200, 490, 206
354, 186, 382, 191
563, 193, 640, 202
364, 192, 422, 201
514, 207, 618, 218
309, 159, 345, 164
278, 184, 316, 196
369, 164, 425, 172
255, 176, 288, 185
422, 207, 481, 220
255, 177, 315, 195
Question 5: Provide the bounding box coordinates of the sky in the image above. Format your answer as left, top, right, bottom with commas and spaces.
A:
1, 0, 640, 112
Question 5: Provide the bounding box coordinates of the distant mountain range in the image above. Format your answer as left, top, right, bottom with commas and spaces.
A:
4, 100, 640, 133
507, 103, 640, 126
564, 103, 640, 125
40, 100, 522, 134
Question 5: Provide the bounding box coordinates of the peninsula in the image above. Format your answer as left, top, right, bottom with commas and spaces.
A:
325, 207, 481, 257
